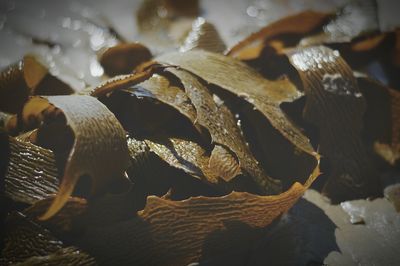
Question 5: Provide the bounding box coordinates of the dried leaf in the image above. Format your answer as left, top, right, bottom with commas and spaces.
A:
99, 75, 230, 189
96, 76, 226, 195
15, 129, 38, 143
140, 184, 319, 265
123, 73, 198, 126
227, 11, 330, 60
99, 42, 152, 77
228, 1, 381, 73
2, 136, 59, 205
0, 55, 74, 114
21, 95, 130, 219
127, 136, 151, 169
77, 164, 319, 266
145, 137, 219, 184
24, 196, 87, 232
166, 67, 281, 193
90, 68, 155, 97
180, 18, 226, 53
208, 144, 241, 182
127, 137, 225, 201
0, 212, 95, 266
156, 50, 316, 159
288, 46, 380, 202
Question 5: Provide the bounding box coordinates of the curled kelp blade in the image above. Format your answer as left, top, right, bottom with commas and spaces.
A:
130, 71, 241, 185
98, 42, 152, 77
21, 95, 130, 220
288, 46, 380, 202
180, 17, 226, 53
155, 50, 316, 159
166, 67, 281, 194
127, 136, 228, 202
76, 163, 319, 266
228, 0, 380, 67
138, 186, 314, 266
227, 11, 331, 60
0, 212, 96, 266
98, 74, 234, 189
0, 55, 74, 114
95, 63, 281, 194
1, 136, 59, 205
94, 67, 279, 193
127, 136, 152, 171
145, 137, 219, 185
121, 73, 198, 128
90, 68, 156, 96
24, 196, 87, 233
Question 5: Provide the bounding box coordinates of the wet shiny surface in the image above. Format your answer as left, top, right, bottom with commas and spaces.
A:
1, 0, 400, 265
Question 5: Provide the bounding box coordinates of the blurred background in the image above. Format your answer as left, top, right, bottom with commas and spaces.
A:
0, 0, 397, 90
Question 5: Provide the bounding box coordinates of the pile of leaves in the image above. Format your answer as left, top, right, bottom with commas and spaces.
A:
0, 0, 399, 265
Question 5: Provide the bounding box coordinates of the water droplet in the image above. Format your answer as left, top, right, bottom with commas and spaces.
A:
247, 6, 259, 18
333, 50, 340, 57
90, 59, 104, 77
354, 92, 363, 98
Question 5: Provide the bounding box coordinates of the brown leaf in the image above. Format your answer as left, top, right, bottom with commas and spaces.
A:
139, 184, 319, 266
122, 73, 198, 126
180, 18, 226, 53
227, 11, 330, 60
208, 144, 241, 182
166, 67, 281, 193
79, 164, 319, 266
94, 73, 226, 192
21, 95, 130, 219
156, 50, 316, 159
288, 45, 380, 202
98, 42, 152, 77
48, 160, 319, 266
2, 136, 59, 205
1, 212, 95, 266
24, 196, 87, 232
100, 79, 235, 191
145, 137, 219, 184
0, 55, 74, 114
90, 68, 155, 97
228, 1, 382, 75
